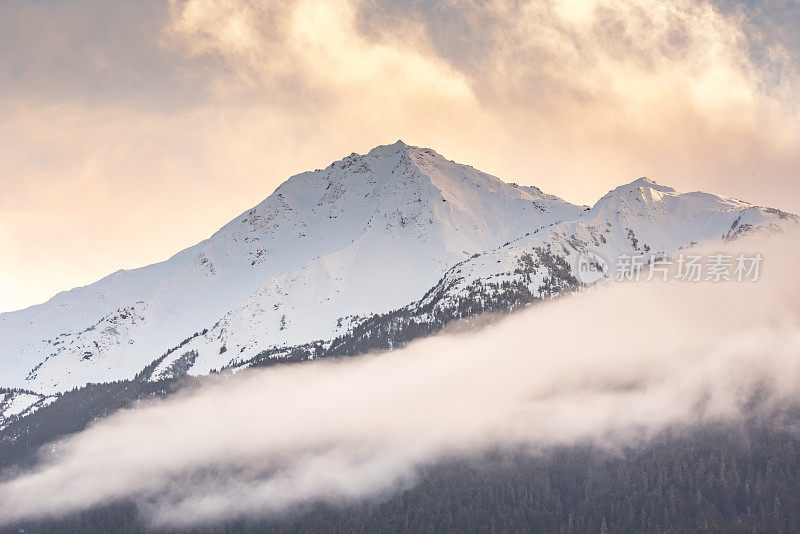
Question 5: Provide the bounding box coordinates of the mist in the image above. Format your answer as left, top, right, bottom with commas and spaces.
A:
1, 236, 799, 528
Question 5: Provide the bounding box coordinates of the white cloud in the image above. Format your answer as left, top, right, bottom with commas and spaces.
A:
1, 236, 799, 528
1, 0, 799, 310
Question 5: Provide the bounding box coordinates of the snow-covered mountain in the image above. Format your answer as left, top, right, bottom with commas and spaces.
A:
0, 142, 797, 414
0, 141, 582, 396
394, 177, 796, 319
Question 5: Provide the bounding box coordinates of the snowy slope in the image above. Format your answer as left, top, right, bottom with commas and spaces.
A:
0, 141, 583, 394
0, 389, 56, 430
401, 177, 799, 316
0, 144, 796, 403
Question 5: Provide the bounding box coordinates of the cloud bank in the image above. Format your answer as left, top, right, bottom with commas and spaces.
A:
1, 0, 800, 311
1, 236, 799, 528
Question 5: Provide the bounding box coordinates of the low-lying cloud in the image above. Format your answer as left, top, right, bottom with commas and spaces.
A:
1, 236, 800, 528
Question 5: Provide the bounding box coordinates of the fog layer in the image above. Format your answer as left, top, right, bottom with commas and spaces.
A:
1, 238, 799, 528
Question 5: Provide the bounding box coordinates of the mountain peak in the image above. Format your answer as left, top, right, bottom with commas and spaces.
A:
366, 139, 412, 156
363, 140, 446, 164
620, 176, 676, 193
630, 176, 655, 186
594, 177, 677, 206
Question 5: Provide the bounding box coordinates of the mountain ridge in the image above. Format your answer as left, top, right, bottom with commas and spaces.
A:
0, 142, 797, 413
0, 142, 582, 396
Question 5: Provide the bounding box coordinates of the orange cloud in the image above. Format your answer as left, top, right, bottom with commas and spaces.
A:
0, 0, 798, 311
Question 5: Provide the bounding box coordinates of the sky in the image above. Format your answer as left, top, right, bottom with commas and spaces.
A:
1, 0, 799, 313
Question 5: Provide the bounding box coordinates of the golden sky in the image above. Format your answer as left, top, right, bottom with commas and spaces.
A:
1, 0, 799, 312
